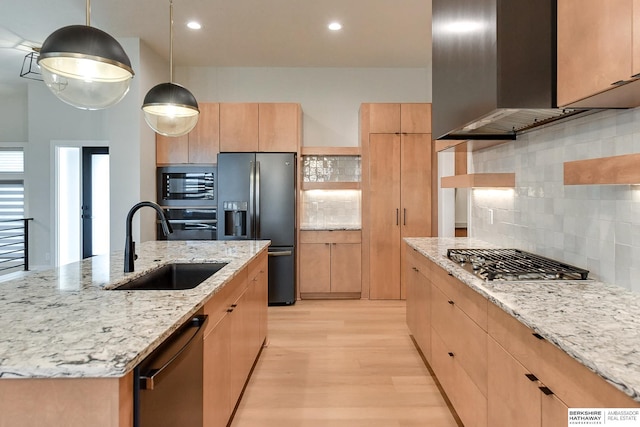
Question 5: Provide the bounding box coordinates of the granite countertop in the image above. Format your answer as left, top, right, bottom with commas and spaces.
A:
0, 240, 269, 379
405, 237, 640, 402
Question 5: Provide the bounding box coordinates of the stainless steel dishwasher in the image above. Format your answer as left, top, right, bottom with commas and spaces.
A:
134, 315, 208, 427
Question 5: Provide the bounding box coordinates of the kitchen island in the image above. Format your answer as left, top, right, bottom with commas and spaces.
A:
405, 237, 640, 427
0, 240, 269, 427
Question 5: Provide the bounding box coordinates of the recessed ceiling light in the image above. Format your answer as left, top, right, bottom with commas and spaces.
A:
328, 22, 342, 31
187, 21, 202, 30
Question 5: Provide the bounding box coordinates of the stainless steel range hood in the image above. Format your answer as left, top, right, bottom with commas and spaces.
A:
432, 0, 589, 140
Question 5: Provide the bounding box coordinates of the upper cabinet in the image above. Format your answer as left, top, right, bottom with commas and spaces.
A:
157, 103, 301, 164
557, 0, 640, 108
219, 103, 301, 153
367, 103, 432, 134
219, 103, 259, 152
258, 103, 301, 152
156, 103, 220, 164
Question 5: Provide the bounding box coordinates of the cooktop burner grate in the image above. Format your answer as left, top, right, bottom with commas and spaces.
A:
446, 248, 589, 281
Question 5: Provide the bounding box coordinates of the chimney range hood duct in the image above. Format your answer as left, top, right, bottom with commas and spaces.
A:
432, 0, 588, 140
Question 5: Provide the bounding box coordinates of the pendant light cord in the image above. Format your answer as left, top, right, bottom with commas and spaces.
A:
86, 0, 91, 26
169, 0, 174, 83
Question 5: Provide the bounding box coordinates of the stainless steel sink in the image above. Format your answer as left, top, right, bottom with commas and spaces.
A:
113, 263, 228, 290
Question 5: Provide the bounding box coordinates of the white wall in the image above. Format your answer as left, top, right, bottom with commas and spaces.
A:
469, 108, 640, 292
0, 84, 28, 142
138, 40, 169, 243
177, 67, 432, 147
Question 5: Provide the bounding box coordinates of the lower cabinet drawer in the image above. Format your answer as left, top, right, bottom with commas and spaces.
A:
431, 329, 487, 427
431, 282, 487, 396
537, 335, 639, 408
431, 262, 488, 331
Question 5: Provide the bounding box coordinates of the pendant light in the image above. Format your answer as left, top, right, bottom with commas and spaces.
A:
142, 0, 199, 137
37, 0, 134, 110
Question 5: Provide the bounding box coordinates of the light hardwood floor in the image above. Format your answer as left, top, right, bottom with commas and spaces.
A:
230, 299, 460, 427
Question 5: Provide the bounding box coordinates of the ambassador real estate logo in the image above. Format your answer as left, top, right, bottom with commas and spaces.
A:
568, 409, 640, 426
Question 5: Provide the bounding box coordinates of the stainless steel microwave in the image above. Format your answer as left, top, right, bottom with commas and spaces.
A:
157, 166, 216, 207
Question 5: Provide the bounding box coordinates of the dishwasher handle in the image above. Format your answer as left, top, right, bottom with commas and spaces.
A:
269, 250, 293, 257
139, 315, 208, 391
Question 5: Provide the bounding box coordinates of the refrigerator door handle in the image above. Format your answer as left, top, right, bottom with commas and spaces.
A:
249, 160, 255, 238
255, 161, 261, 238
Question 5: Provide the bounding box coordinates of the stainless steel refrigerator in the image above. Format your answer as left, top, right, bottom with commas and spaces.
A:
217, 152, 296, 305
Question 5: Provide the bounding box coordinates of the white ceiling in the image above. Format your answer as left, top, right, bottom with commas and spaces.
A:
0, 0, 431, 90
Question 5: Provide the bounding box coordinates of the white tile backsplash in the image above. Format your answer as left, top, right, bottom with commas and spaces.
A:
470, 108, 640, 291
301, 190, 361, 229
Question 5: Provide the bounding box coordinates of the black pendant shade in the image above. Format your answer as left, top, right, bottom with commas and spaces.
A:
39, 25, 133, 72
142, 82, 200, 137
143, 82, 198, 109
38, 25, 134, 110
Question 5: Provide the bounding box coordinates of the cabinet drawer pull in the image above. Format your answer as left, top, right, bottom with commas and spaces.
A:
539, 386, 554, 396
448, 352, 455, 357
403, 208, 407, 226
396, 209, 399, 226
611, 80, 627, 86
231, 304, 238, 308
525, 373, 538, 382
448, 272, 453, 276
532, 333, 544, 340
448, 300, 455, 305
227, 308, 234, 313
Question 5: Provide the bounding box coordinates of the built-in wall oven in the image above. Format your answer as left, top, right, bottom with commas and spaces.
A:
157, 166, 217, 240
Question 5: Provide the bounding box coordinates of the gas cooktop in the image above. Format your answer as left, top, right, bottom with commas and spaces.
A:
446, 248, 589, 281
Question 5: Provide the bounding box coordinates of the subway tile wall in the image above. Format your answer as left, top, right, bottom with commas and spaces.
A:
301, 190, 361, 229
470, 108, 640, 292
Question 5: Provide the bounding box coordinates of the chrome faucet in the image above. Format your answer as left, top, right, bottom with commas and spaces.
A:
124, 201, 173, 272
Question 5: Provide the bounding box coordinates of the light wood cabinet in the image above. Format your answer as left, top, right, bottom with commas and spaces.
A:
220, 103, 301, 153
219, 103, 259, 152
366, 103, 431, 134
258, 103, 301, 152
367, 133, 432, 299
156, 102, 220, 164
488, 302, 640, 409
157, 103, 300, 162
488, 337, 541, 427
362, 103, 434, 300
407, 253, 488, 427
248, 252, 268, 346
541, 393, 569, 427
203, 314, 231, 427
368, 133, 402, 299
557, 0, 640, 108
431, 328, 488, 427
405, 248, 640, 427
299, 230, 361, 298
202, 251, 268, 427
431, 283, 487, 396
300, 243, 331, 293
405, 244, 431, 360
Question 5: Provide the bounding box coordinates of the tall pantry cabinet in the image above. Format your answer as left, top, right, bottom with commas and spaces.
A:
361, 103, 436, 300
